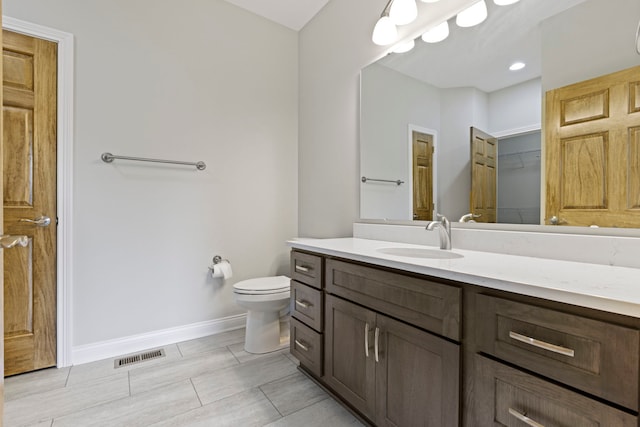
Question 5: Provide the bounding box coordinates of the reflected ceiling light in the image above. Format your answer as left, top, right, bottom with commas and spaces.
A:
389, 0, 418, 25
421, 21, 450, 43
372, 0, 398, 46
392, 39, 416, 53
456, 0, 488, 28
494, 0, 520, 5
509, 61, 526, 71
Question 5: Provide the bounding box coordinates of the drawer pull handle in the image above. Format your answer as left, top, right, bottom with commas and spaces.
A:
365, 323, 370, 358
295, 299, 311, 309
295, 265, 311, 273
374, 327, 380, 363
509, 331, 575, 358
294, 339, 309, 352
508, 408, 545, 427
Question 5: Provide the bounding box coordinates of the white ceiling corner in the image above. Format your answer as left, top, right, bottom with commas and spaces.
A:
223, 0, 330, 31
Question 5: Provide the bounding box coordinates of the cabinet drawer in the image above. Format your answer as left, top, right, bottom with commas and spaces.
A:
290, 317, 323, 377
325, 259, 461, 341
476, 294, 640, 410
291, 280, 323, 332
291, 251, 323, 289
474, 355, 637, 427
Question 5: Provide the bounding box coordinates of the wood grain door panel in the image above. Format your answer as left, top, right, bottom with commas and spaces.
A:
376, 314, 459, 427
412, 131, 433, 221
546, 64, 640, 227
324, 295, 376, 421
3, 29, 57, 376
470, 127, 497, 223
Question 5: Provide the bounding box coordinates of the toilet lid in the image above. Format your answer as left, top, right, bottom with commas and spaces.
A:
233, 276, 290, 295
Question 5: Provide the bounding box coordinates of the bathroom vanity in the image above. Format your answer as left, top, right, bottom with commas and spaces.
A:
288, 238, 640, 427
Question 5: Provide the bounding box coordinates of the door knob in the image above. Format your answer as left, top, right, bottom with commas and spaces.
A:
19, 215, 51, 227
0, 235, 29, 249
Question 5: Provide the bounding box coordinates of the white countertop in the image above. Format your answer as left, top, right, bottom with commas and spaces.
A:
288, 237, 640, 318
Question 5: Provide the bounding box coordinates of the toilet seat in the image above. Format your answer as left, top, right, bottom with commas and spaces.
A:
233, 275, 290, 295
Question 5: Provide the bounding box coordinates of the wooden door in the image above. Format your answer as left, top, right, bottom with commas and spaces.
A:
545, 64, 640, 227
375, 314, 460, 427
0, 8, 4, 416
470, 127, 497, 223
3, 30, 57, 376
324, 295, 376, 421
412, 131, 434, 221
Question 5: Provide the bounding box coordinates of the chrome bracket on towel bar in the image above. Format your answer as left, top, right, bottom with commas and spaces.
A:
101, 152, 206, 170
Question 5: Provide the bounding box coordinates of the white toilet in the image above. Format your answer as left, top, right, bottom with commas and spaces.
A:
233, 276, 291, 354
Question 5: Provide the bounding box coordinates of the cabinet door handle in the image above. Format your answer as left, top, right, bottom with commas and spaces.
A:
295, 299, 311, 309
295, 265, 310, 273
294, 339, 309, 352
374, 327, 380, 363
509, 331, 575, 357
364, 323, 370, 358
508, 408, 545, 427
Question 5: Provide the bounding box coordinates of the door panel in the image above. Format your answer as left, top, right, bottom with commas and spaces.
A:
470, 127, 497, 223
545, 64, 640, 227
412, 131, 433, 221
1, 9, 5, 416
3, 29, 57, 376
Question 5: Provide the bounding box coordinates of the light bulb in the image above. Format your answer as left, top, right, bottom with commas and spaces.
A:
494, 0, 520, 5
372, 16, 398, 46
421, 21, 449, 43
456, 0, 488, 28
389, 0, 418, 26
392, 39, 416, 53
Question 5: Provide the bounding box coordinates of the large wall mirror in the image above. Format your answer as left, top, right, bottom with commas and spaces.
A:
360, 0, 640, 228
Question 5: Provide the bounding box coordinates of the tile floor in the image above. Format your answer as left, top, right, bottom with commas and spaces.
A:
3, 328, 364, 427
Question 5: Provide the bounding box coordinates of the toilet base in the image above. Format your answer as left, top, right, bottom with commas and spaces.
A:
244, 310, 283, 354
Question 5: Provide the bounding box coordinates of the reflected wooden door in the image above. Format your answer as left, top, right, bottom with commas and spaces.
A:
0, 8, 5, 415
470, 127, 497, 223
545, 64, 640, 227
412, 131, 434, 221
3, 30, 57, 376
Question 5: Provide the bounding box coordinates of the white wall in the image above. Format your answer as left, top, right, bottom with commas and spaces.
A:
4, 0, 298, 350
542, 0, 640, 91
488, 78, 541, 134
360, 63, 440, 220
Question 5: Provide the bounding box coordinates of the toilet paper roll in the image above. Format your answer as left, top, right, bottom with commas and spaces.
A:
210, 260, 233, 279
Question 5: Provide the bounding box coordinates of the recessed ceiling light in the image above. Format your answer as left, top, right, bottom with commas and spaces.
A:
509, 62, 526, 71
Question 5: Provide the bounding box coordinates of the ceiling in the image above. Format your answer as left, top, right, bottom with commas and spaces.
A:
223, 0, 330, 31
376, 0, 588, 93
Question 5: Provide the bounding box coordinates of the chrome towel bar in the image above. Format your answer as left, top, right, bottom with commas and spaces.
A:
101, 152, 206, 170
361, 176, 404, 185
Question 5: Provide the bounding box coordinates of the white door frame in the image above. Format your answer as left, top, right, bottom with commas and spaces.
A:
3, 16, 75, 368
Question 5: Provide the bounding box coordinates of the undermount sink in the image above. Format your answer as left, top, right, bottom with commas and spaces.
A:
376, 247, 464, 260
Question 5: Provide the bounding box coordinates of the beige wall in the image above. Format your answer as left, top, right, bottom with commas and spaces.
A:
4, 0, 298, 350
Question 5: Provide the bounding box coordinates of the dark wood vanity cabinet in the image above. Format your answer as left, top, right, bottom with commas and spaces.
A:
290, 249, 640, 427
325, 295, 460, 426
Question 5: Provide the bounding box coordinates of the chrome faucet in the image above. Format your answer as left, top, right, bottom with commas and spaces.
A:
426, 214, 451, 250
459, 213, 481, 223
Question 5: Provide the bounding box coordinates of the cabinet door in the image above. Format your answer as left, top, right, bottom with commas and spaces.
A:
376, 314, 460, 427
324, 295, 376, 421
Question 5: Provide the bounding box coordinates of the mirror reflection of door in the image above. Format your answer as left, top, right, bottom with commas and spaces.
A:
545, 64, 640, 227
470, 127, 497, 223
412, 131, 434, 221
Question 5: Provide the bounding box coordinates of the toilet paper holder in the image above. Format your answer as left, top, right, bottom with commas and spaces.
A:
211, 255, 226, 265
209, 255, 233, 279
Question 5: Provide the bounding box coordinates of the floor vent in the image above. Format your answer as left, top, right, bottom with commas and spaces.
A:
114, 348, 165, 369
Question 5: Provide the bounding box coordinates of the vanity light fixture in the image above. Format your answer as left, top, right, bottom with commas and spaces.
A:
422, 21, 450, 43
392, 39, 416, 53
456, 0, 488, 28
493, 0, 520, 5
509, 61, 526, 71
389, 0, 418, 26
372, 0, 399, 46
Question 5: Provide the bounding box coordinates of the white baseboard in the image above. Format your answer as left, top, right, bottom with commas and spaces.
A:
71, 314, 247, 366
